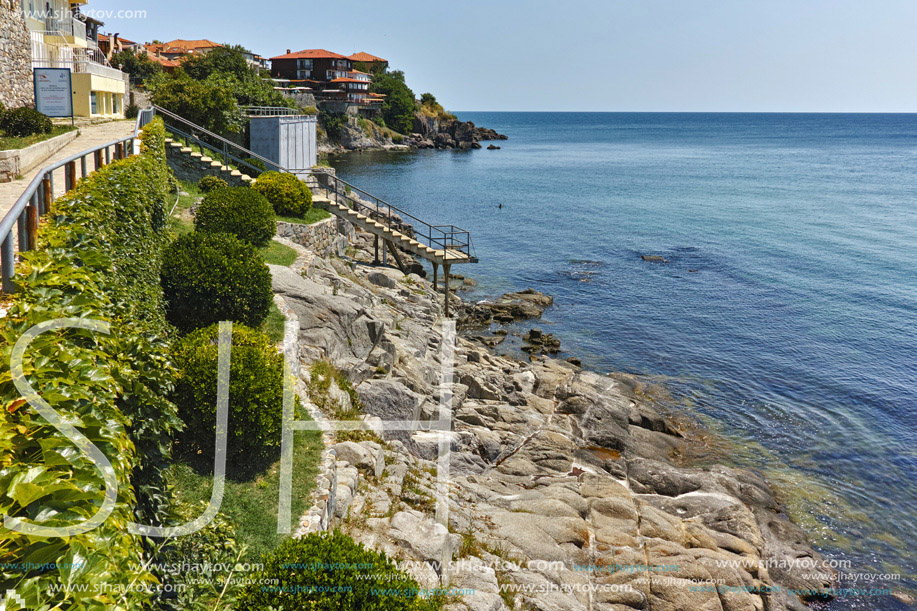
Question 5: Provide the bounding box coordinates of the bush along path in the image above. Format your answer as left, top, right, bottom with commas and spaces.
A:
262, 229, 838, 611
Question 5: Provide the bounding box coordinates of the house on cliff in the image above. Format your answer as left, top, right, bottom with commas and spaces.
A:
347, 51, 388, 74
270, 48, 385, 111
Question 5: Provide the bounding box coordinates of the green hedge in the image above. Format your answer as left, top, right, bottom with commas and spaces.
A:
252, 171, 313, 217
0, 117, 181, 610
0, 107, 53, 137
237, 531, 441, 611
160, 232, 273, 333
197, 175, 228, 193
194, 186, 276, 247
173, 324, 284, 473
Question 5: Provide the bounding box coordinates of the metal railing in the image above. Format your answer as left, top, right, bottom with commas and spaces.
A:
316, 173, 475, 260
240, 106, 307, 117
151, 105, 475, 261
0, 108, 154, 294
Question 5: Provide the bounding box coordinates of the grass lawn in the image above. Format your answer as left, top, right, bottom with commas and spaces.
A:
262, 303, 286, 344
0, 125, 77, 151
260, 240, 298, 266
277, 207, 331, 225
166, 410, 323, 562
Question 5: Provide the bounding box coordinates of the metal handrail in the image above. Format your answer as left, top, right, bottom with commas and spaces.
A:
240, 106, 306, 117
0, 108, 154, 293
153, 105, 475, 259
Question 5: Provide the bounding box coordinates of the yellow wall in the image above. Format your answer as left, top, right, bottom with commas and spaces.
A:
71, 73, 124, 118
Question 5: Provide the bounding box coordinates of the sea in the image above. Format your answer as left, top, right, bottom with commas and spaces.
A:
330, 113, 917, 609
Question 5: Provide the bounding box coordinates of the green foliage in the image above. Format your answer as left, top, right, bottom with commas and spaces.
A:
419, 93, 457, 122
0, 106, 53, 137
241, 156, 266, 177
125, 103, 140, 119
160, 232, 273, 333
150, 69, 241, 134
111, 49, 162, 84
197, 175, 229, 193
309, 361, 376, 442
318, 110, 348, 140
152, 499, 243, 611
154, 46, 294, 124
182, 45, 252, 81
0, 100, 6, 121
237, 531, 440, 611
370, 70, 416, 135
172, 324, 284, 474
0, 117, 180, 610
252, 171, 313, 217
194, 186, 276, 247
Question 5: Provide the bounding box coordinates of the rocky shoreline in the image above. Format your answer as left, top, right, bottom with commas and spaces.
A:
271, 229, 836, 611
319, 111, 507, 154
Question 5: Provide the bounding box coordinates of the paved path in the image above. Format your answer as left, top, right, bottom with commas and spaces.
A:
0, 120, 137, 220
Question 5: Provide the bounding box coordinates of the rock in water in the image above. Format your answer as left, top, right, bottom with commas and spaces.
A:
641, 255, 668, 263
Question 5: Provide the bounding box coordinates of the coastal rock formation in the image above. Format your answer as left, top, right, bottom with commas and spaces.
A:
272, 237, 835, 611
460, 289, 555, 326
411, 112, 508, 150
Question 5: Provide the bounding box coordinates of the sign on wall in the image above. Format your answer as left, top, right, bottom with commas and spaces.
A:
33, 68, 73, 119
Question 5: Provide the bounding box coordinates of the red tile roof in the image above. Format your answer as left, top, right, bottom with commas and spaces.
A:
348, 52, 387, 63
99, 33, 137, 45
148, 55, 181, 69
271, 49, 349, 60
146, 39, 221, 55
330, 77, 368, 84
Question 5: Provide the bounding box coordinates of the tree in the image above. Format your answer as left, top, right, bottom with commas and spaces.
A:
370, 70, 415, 135
149, 69, 241, 133
111, 49, 162, 85
182, 45, 252, 81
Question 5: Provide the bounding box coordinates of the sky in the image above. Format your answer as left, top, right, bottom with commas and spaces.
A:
88, 0, 917, 112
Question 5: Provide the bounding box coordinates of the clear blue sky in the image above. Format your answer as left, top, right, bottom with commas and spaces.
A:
91, 0, 917, 112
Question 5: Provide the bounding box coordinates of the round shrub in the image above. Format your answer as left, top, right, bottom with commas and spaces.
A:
194, 187, 275, 247
0, 107, 53, 137
237, 531, 438, 611
161, 232, 272, 333
252, 171, 312, 217
173, 324, 284, 470
197, 175, 228, 193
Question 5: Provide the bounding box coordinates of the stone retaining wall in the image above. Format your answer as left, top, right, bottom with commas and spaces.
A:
0, 129, 81, 183
0, 0, 33, 110
276, 216, 355, 258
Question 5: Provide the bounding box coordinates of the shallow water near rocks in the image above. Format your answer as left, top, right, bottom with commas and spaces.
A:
331, 113, 917, 608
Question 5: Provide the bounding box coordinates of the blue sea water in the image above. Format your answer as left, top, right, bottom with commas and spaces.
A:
330, 113, 917, 608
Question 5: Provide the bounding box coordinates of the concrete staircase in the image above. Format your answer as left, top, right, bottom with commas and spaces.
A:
164, 137, 255, 186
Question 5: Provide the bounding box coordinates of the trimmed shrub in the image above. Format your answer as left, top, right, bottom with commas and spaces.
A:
0, 106, 53, 137
173, 324, 284, 471
194, 186, 275, 247
198, 175, 229, 193
242, 156, 266, 176
125, 103, 139, 119
0, 117, 180, 610
237, 531, 440, 611
252, 171, 313, 217
161, 232, 272, 333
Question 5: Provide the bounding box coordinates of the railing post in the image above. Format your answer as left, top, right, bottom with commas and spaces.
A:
26, 204, 38, 252
42, 174, 53, 216
65, 161, 76, 191
95, 149, 104, 170
105, 146, 111, 164
81, 155, 88, 178
1, 232, 15, 294
17, 209, 28, 252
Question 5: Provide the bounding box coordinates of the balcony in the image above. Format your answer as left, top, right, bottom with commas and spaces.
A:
44, 16, 86, 42
31, 34, 128, 82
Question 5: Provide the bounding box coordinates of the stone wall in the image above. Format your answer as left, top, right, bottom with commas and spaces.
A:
0, 0, 34, 110
276, 216, 355, 258
0, 128, 80, 182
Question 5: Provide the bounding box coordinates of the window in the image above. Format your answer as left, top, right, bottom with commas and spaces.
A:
90, 91, 98, 114
113, 94, 121, 115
